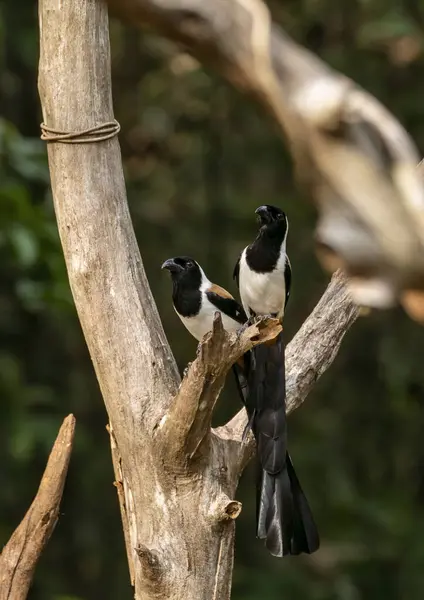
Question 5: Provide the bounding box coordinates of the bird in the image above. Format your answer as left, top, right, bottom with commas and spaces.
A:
233, 204, 320, 557
161, 256, 247, 341
161, 254, 252, 404
161, 256, 250, 399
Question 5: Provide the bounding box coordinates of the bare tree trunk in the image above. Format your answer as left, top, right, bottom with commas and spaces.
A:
37, 2, 239, 597
36, 2, 359, 599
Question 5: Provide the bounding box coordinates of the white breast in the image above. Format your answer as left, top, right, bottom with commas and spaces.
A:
239, 247, 287, 319
177, 274, 242, 342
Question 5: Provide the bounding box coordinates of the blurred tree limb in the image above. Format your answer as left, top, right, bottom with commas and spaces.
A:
0, 415, 75, 600
106, 0, 424, 322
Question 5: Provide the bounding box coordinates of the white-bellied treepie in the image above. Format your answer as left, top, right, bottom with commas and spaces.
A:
234, 205, 320, 557
161, 255, 250, 399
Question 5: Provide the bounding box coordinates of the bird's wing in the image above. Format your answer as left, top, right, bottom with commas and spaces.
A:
205, 288, 247, 324
208, 283, 234, 300
284, 255, 292, 309
233, 255, 241, 289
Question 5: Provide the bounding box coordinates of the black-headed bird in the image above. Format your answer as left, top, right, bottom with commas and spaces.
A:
234, 205, 320, 557
161, 256, 246, 340
161, 254, 250, 412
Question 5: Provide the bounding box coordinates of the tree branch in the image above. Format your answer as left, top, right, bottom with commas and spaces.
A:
106, 0, 424, 318
215, 271, 359, 465
0, 415, 76, 600
159, 313, 281, 461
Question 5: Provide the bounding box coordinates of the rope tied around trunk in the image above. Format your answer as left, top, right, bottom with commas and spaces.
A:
40, 119, 120, 143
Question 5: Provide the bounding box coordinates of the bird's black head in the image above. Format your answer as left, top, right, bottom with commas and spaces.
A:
255, 205, 287, 227
245, 205, 288, 273
161, 256, 202, 290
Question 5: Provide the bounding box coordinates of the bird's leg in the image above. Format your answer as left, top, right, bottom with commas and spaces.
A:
238, 313, 256, 336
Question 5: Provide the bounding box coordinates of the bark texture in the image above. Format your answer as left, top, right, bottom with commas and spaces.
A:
106, 0, 424, 320
0, 415, 76, 600
37, 2, 360, 600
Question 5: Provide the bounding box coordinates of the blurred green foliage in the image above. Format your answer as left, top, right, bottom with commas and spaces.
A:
2, 1, 424, 598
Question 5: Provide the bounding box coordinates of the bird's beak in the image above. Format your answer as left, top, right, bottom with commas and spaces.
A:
255, 205, 271, 225
161, 258, 182, 273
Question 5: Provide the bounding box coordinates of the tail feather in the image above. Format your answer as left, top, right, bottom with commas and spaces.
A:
232, 353, 256, 442
233, 351, 252, 408
287, 453, 320, 554
256, 456, 320, 556
257, 467, 294, 557
256, 459, 271, 539
244, 330, 319, 556
232, 362, 248, 406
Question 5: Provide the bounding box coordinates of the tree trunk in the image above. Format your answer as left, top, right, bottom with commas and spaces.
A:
37, 1, 358, 599
37, 2, 242, 597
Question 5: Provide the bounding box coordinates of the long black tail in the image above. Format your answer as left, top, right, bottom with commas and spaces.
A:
234, 331, 319, 557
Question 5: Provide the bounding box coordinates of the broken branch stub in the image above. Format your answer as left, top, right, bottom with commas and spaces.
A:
105, 0, 424, 317
159, 312, 281, 462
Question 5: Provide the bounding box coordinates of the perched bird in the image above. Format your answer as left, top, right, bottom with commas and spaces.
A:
235, 205, 291, 320
161, 256, 246, 341
234, 204, 319, 557
161, 255, 250, 405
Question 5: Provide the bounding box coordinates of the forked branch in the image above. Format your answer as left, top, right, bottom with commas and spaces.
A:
0, 415, 76, 600
160, 313, 281, 461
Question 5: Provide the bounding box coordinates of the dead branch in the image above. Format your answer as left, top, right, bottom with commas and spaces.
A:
216, 271, 359, 465
160, 314, 281, 461
285, 271, 359, 412
0, 415, 76, 600
106, 0, 424, 319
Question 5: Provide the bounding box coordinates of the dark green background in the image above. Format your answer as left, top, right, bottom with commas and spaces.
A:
2, 1, 424, 598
